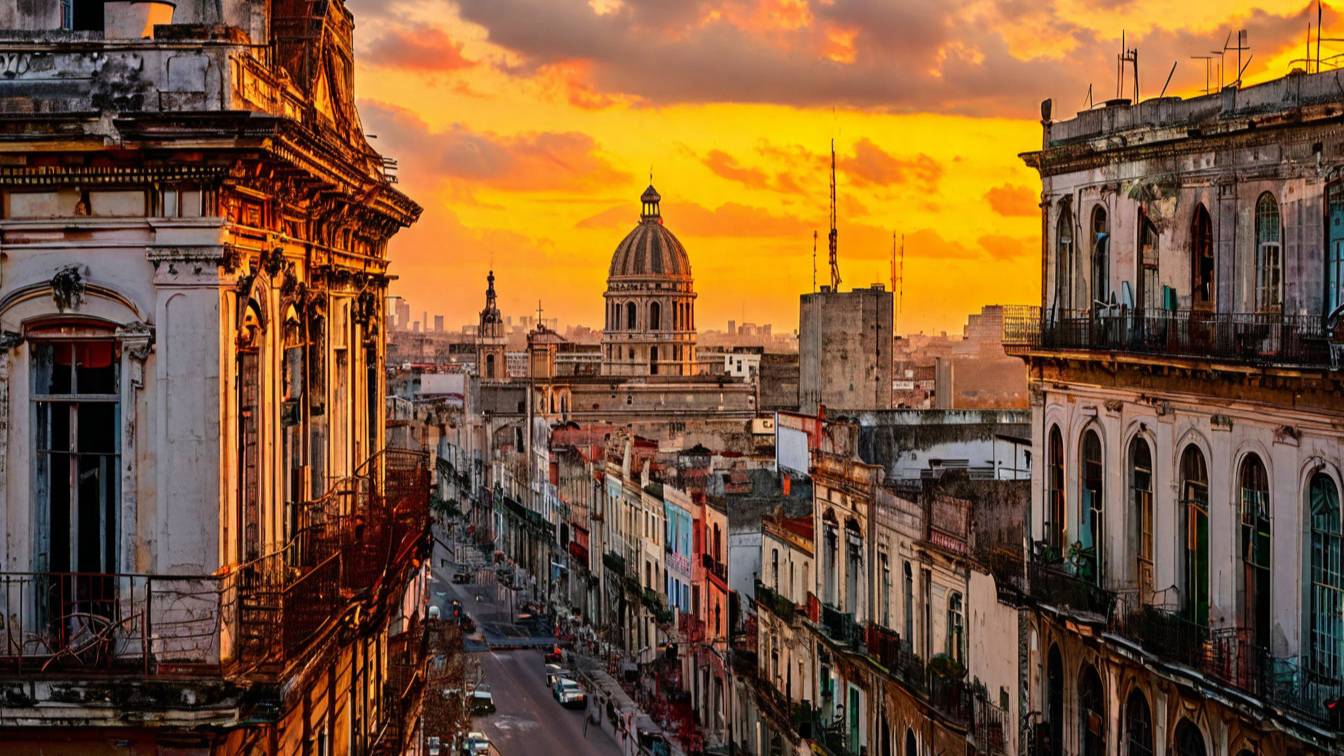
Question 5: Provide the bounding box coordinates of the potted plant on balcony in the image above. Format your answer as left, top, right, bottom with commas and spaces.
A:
928, 653, 967, 681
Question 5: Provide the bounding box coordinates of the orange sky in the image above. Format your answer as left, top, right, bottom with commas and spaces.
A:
346, 0, 1326, 336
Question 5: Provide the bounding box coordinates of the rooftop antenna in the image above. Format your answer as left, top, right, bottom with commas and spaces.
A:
1227, 29, 1250, 86
891, 232, 905, 335
1319, 0, 1324, 72
812, 230, 818, 293
1117, 31, 1139, 103
1159, 60, 1178, 98
828, 139, 841, 291
1083, 83, 1094, 109
1192, 54, 1215, 95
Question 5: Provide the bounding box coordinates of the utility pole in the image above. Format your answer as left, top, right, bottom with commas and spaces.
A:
828, 140, 841, 291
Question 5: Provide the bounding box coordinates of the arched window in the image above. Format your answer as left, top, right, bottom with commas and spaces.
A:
1046, 645, 1064, 756
1180, 446, 1210, 627
1238, 454, 1271, 650
1091, 205, 1109, 307
1078, 663, 1105, 756
626, 301, 637, 330
1047, 426, 1066, 554
945, 592, 964, 663
1130, 437, 1153, 596
904, 729, 917, 756
903, 561, 914, 643
1191, 204, 1214, 310
1124, 689, 1153, 756
1138, 211, 1160, 312
1309, 473, 1343, 681
1255, 193, 1282, 311
1080, 429, 1103, 584
1329, 183, 1344, 314
485, 353, 496, 380
650, 346, 659, 375
1055, 206, 1074, 313
650, 301, 661, 330
1173, 719, 1206, 756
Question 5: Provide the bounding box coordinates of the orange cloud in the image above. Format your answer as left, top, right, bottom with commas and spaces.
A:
841, 139, 941, 191
366, 27, 476, 72
984, 183, 1038, 217
703, 150, 770, 186
978, 234, 1034, 260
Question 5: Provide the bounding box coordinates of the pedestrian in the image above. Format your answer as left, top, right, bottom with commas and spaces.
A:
583, 710, 590, 737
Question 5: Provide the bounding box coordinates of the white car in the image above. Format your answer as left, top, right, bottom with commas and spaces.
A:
552, 677, 586, 708
462, 731, 490, 755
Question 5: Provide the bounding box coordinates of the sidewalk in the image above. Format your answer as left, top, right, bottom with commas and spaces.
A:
571, 650, 683, 756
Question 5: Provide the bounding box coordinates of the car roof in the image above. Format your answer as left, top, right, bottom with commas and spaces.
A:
558, 677, 579, 686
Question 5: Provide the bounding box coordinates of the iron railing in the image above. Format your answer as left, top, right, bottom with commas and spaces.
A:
819, 604, 863, 648
754, 580, 799, 623
0, 448, 429, 677
1028, 556, 1114, 617
1002, 307, 1335, 367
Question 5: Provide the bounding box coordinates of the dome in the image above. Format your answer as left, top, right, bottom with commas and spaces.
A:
607, 185, 692, 281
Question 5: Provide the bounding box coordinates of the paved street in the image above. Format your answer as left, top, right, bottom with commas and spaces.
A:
431, 523, 621, 756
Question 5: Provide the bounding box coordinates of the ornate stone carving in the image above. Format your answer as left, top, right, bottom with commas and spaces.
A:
115, 321, 155, 363
1103, 399, 1123, 414
51, 264, 86, 311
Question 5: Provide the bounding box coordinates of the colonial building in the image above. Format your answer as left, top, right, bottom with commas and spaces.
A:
1008, 68, 1344, 755
0, 1, 428, 752
602, 185, 698, 377
799, 285, 894, 414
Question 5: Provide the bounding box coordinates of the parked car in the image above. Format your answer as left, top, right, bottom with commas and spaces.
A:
543, 645, 564, 664
469, 685, 495, 715
552, 678, 586, 709
451, 570, 470, 584
544, 663, 567, 688
427, 736, 441, 756
462, 731, 491, 754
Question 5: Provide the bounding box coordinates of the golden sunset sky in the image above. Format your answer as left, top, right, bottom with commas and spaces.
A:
346, 0, 1325, 336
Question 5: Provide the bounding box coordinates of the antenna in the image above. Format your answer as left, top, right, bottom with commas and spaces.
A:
1191, 55, 1215, 95
1228, 29, 1250, 86
891, 232, 905, 335
812, 230, 818, 293
828, 140, 841, 291
1117, 31, 1139, 103
1159, 60, 1178, 98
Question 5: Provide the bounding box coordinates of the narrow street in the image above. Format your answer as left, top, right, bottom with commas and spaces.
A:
430, 522, 622, 756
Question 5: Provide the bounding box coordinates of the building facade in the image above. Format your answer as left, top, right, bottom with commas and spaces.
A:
0, 1, 429, 753
799, 285, 894, 414
1008, 69, 1344, 755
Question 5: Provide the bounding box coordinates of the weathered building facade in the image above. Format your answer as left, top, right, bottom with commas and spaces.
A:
1009, 69, 1344, 755
0, 2, 427, 752
799, 285, 894, 414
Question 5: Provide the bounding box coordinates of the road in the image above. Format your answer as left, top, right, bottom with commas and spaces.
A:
430, 522, 621, 756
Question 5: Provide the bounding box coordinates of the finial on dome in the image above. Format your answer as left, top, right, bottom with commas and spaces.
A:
640, 184, 662, 223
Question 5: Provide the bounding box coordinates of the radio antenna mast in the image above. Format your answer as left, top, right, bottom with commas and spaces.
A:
828, 139, 841, 291
812, 230, 818, 293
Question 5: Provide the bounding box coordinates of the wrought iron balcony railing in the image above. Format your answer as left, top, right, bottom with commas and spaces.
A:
1002, 306, 1336, 368
754, 580, 799, 623
0, 448, 430, 678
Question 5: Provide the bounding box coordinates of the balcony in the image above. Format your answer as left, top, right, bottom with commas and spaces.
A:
702, 553, 727, 587
1027, 550, 1113, 618
678, 613, 705, 643
819, 604, 863, 648
1002, 307, 1335, 368
602, 550, 625, 575
754, 580, 799, 623
0, 448, 430, 678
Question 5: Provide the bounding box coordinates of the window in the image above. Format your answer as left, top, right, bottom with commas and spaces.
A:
1330, 184, 1344, 314
626, 301, 637, 330
1054, 206, 1074, 313
1255, 193, 1282, 311
904, 729, 918, 756
1078, 663, 1105, 756
1046, 645, 1063, 756
771, 548, 779, 591
902, 562, 913, 647
1180, 446, 1210, 627
650, 346, 659, 375
33, 340, 121, 579
1091, 206, 1109, 307
65, 0, 103, 31
1173, 719, 1206, 756
1130, 437, 1153, 596
1080, 429, 1103, 585
160, 185, 214, 218
1124, 689, 1153, 756
880, 552, 891, 628
1191, 204, 1214, 310
945, 592, 964, 663
650, 301, 661, 330
1047, 426, 1066, 553
823, 516, 838, 605
1138, 212, 1161, 312
1309, 473, 1343, 681
1238, 454, 1271, 649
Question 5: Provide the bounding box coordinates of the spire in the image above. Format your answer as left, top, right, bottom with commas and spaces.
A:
486, 269, 496, 302
640, 184, 662, 224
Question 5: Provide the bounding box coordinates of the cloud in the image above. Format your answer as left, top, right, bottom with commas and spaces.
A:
360, 101, 631, 193
978, 233, 1034, 260
841, 139, 941, 191
578, 199, 811, 238
366, 27, 476, 72
703, 150, 770, 186
984, 184, 1038, 217
447, 0, 1315, 118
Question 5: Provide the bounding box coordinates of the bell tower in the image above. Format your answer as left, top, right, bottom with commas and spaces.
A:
477, 270, 507, 381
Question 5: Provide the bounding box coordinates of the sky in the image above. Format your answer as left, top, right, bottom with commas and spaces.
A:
346, 0, 1327, 336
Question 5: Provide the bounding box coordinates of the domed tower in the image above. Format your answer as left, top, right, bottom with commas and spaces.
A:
601, 185, 697, 377
477, 270, 507, 381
